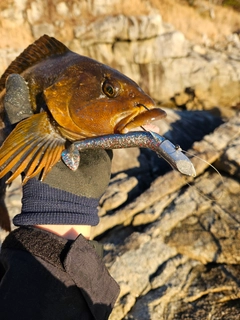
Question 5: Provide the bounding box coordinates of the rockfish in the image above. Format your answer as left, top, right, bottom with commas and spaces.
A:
0, 35, 166, 231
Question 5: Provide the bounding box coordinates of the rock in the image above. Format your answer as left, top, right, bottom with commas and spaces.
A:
1, 1, 240, 111
131, 192, 177, 226
1, 0, 26, 25
99, 173, 138, 212
98, 113, 240, 319
32, 23, 55, 39
74, 14, 164, 45
125, 262, 240, 320
93, 113, 238, 238
165, 173, 240, 264
192, 44, 207, 55
105, 163, 240, 319
56, 2, 69, 16
214, 133, 240, 178
87, 0, 123, 16
26, 0, 44, 24
108, 234, 178, 319
111, 148, 141, 174
0, 176, 21, 244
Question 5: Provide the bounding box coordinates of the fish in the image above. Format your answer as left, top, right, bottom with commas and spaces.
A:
0, 34, 166, 231
61, 131, 196, 177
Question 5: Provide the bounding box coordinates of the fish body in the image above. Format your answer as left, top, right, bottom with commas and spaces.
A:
0, 35, 166, 231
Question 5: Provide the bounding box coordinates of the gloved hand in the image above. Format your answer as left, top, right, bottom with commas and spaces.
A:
3, 74, 113, 228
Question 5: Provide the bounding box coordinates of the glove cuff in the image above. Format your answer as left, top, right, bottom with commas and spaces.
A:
13, 178, 100, 226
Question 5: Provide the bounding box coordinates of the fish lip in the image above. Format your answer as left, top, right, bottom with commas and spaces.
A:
115, 107, 167, 134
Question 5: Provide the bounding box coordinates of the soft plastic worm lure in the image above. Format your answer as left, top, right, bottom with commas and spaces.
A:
62, 131, 196, 177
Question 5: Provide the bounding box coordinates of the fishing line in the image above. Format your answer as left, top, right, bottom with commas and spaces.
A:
149, 108, 225, 201
178, 147, 225, 202
141, 125, 224, 202
159, 108, 222, 142
140, 126, 147, 131
137, 104, 150, 111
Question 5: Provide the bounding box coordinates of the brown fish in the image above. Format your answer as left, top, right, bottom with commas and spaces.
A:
0, 35, 166, 231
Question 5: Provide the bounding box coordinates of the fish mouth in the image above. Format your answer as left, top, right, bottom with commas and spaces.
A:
115, 106, 167, 134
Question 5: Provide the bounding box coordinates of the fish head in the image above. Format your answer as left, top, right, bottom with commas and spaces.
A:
44, 56, 166, 140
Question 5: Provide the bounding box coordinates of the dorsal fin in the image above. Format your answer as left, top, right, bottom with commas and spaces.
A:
0, 35, 69, 91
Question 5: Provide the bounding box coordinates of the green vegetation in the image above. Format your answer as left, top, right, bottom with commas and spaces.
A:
185, 0, 240, 11
222, 0, 240, 11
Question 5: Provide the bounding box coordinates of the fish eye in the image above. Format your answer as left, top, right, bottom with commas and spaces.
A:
102, 79, 120, 98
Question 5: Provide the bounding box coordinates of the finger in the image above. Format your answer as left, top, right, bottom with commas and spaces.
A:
4, 74, 33, 125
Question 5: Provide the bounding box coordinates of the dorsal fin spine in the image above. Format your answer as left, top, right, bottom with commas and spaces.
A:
0, 35, 69, 91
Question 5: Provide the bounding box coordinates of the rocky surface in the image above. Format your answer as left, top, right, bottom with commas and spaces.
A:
0, 1, 240, 113
0, 0, 240, 319
99, 113, 240, 320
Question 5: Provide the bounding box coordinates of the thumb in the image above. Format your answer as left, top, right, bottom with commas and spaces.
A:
4, 74, 33, 125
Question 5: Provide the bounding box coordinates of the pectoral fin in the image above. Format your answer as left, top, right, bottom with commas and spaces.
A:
0, 112, 66, 184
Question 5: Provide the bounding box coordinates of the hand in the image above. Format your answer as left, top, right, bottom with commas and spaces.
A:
2, 74, 112, 237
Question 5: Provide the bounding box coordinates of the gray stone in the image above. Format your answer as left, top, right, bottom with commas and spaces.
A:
100, 173, 138, 212
214, 135, 240, 178
32, 23, 55, 39
26, 0, 44, 24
